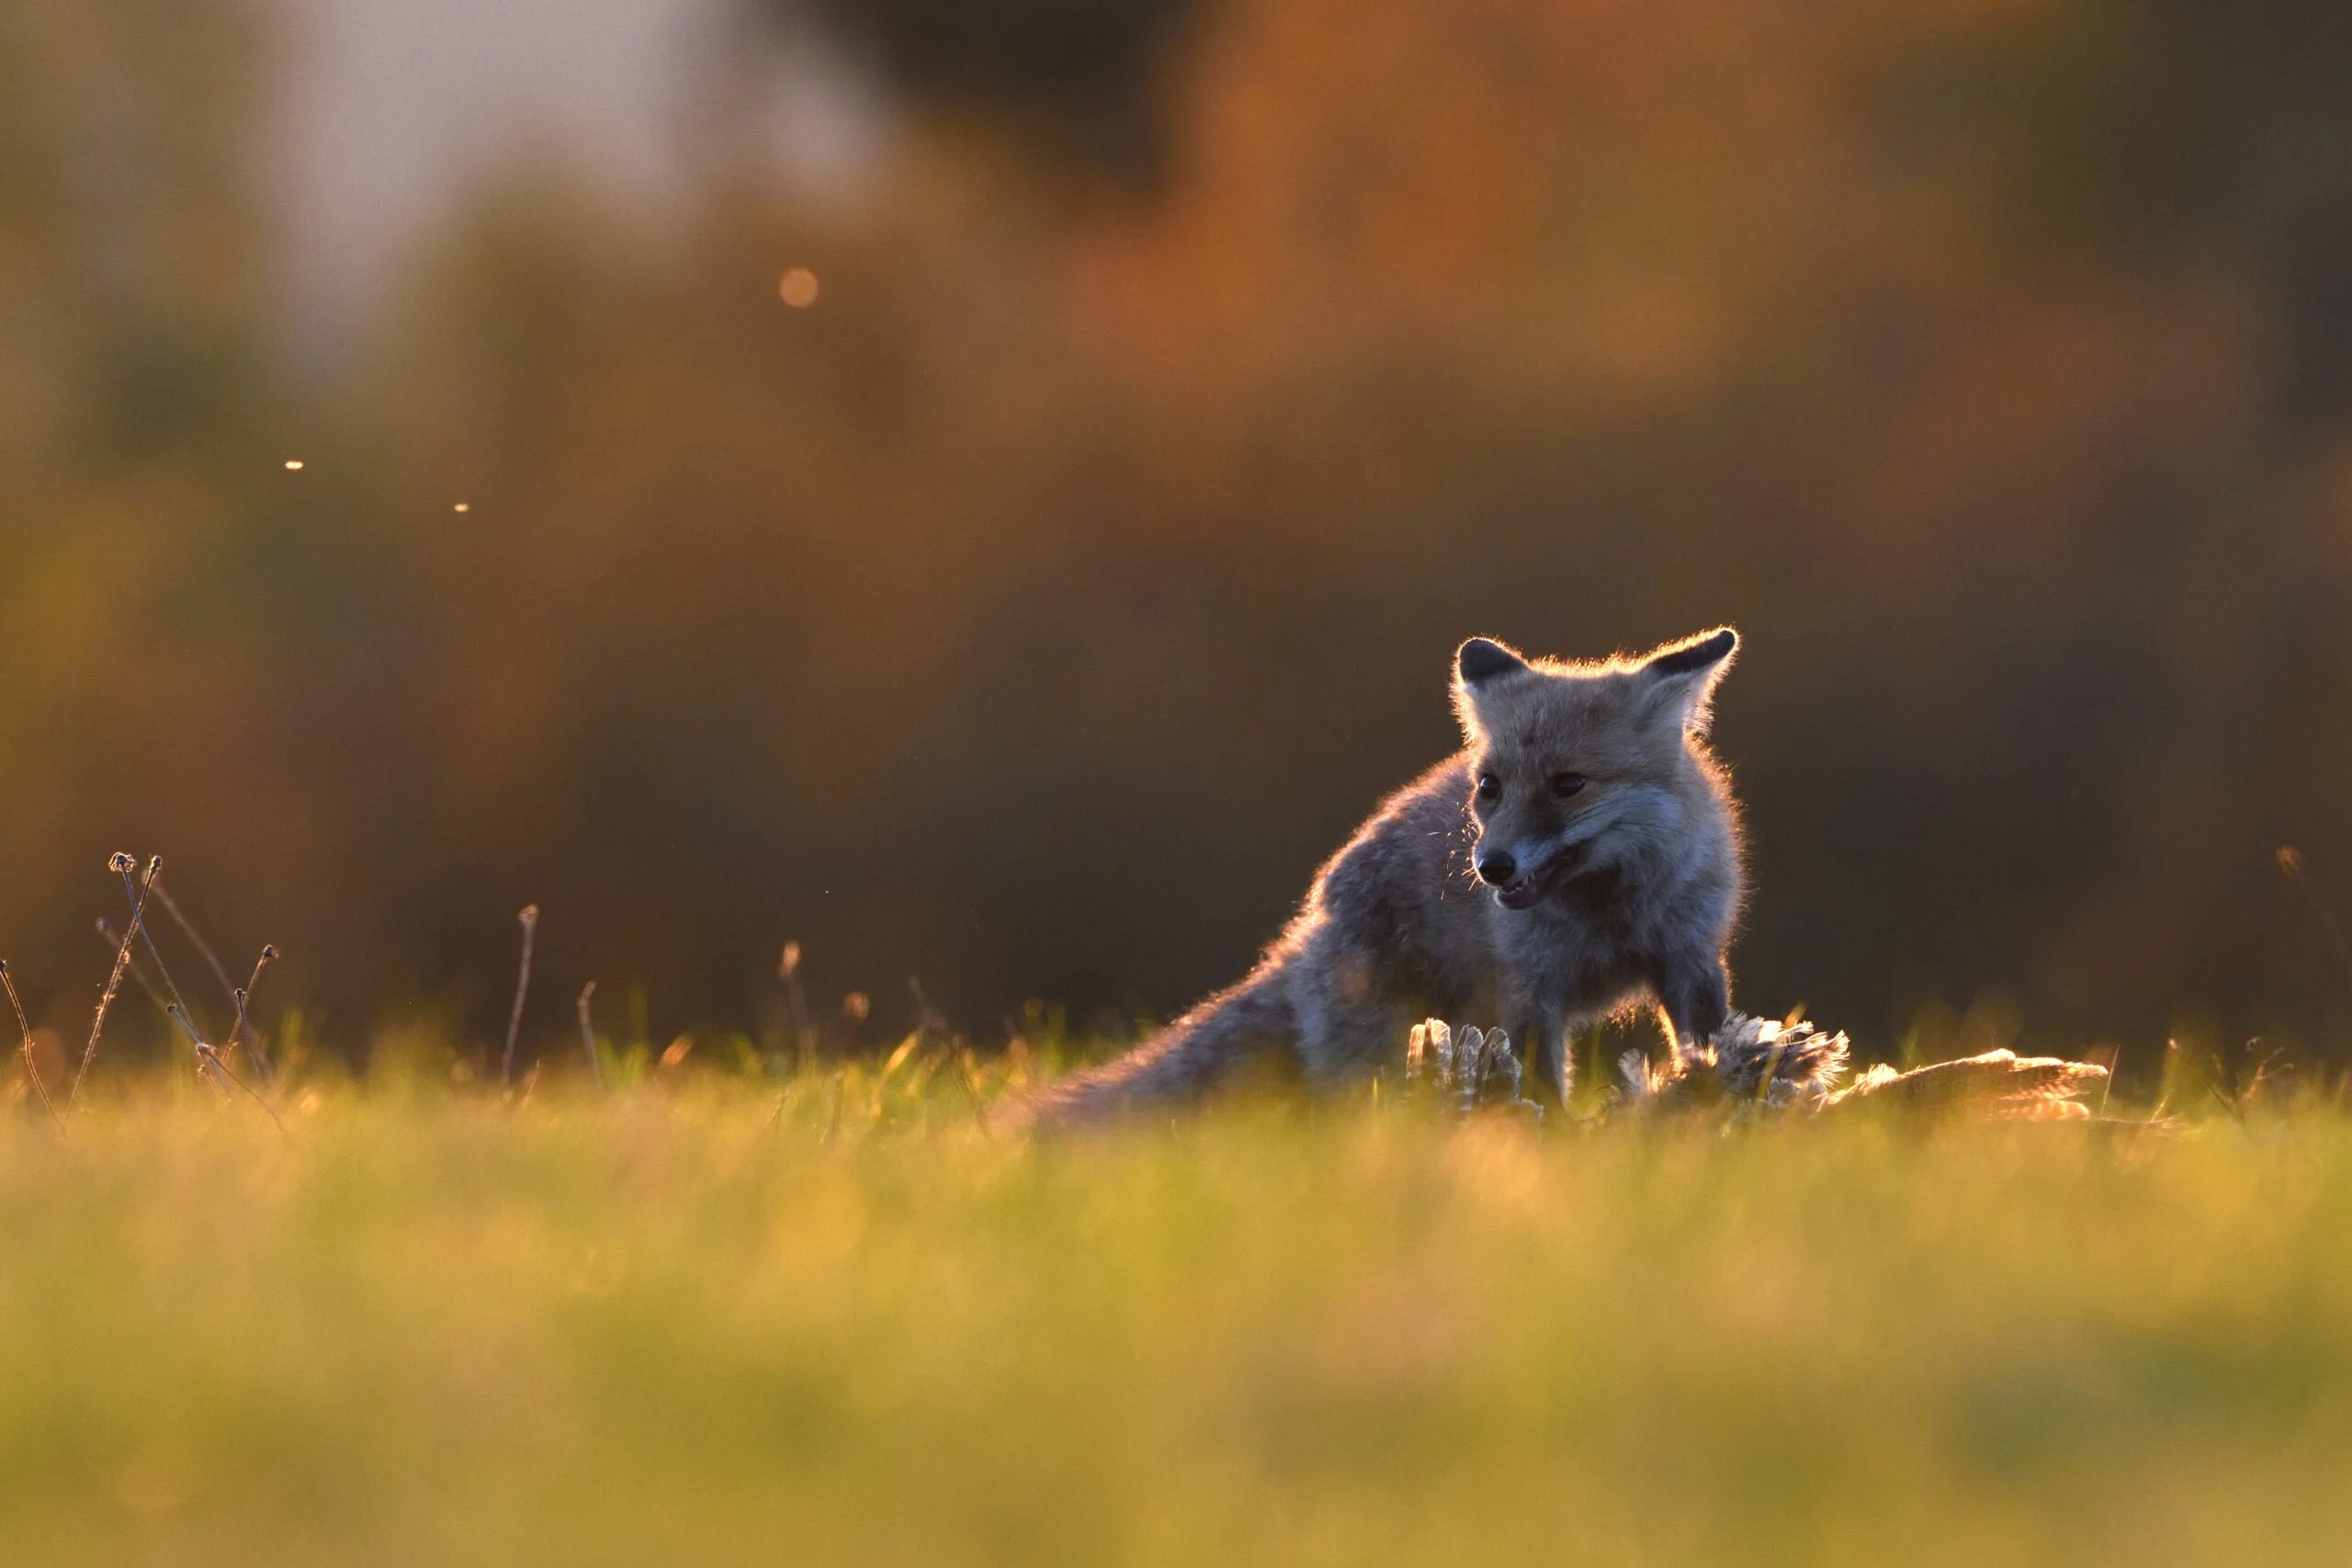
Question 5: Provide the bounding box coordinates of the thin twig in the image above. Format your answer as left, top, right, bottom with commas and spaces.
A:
2278, 848, 2352, 1007
119, 861, 206, 1045
502, 905, 539, 1089
72, 853, 157, 1110
781, 942, 813, 1073
164, 1005, 235, 1101
96, 919, 177, 1027
193, 1037, 291, 1138
908, 975, 948, 1040
1, 961, 62, 1130
952, 1048, 994, 1139
576, 981, 605, 1092
122, 880, 232, 1102
231, 944, 279, 1080
2147, 1039, 2182, 1126
149, 876, 238, 1020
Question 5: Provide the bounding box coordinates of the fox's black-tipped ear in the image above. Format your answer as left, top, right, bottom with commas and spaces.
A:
1453, 637, 1532, 739
1644, 626, 1736, 678
1639, 627, 1737, 733
1456, 637, 1530, 688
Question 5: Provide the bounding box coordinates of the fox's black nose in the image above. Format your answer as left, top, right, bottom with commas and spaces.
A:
1476, 852, 1518, 886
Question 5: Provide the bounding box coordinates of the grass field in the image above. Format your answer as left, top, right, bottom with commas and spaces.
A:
2, 1060, 2348, 1566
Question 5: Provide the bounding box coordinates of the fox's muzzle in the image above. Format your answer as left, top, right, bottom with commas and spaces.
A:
1476, 840, 1551, 908
1476, 830, 1596, 909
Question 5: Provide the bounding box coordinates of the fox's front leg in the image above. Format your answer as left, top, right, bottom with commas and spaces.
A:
1511, 1012, 1570, 1110
1657, 953, 1730, 1054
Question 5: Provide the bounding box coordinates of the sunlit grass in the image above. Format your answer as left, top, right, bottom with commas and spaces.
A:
0, 1070, 2347, 1565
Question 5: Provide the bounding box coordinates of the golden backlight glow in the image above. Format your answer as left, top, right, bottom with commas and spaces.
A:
4, 0, 2348, 1056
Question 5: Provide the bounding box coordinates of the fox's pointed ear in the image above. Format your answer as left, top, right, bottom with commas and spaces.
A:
1455, 637, 1530, 688
1453, 637, 1531, 737
1639, 627, 1737, 734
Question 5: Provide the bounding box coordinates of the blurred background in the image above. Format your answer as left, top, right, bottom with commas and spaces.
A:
5, 0, 2351, 1069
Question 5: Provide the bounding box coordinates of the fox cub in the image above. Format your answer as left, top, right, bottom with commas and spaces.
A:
1027, 628, 1745, 1124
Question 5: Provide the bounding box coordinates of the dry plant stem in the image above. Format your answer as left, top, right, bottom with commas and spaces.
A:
781, 942, 812, 1073
953, 1049, 994, 1138
121, 863, 206, 1044
2149, 1040, 2182, 1125
72, 854, 157, 1110
1, 961, 62, 1129
194, 1039, 290, 1138
2278, 848, 2352, 1006
576, 982, 605, 1091
232, 945, 279, 1079
502, 906, 539, 1089
166, 1006, 236, 1101
96, 919, 177, 1026
908, 976, 947, 1043
148, 953, 290, 1134
149, 876, 238, 1017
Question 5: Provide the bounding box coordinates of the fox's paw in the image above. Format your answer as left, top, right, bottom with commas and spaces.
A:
1405, 1020, 1544, 1122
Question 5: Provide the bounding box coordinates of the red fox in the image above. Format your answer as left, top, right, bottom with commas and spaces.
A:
1026, 628, 1746, 1124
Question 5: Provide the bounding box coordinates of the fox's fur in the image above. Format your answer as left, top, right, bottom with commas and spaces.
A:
1024, 628, 1746, 1126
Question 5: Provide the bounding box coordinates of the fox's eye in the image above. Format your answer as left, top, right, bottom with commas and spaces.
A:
1552, 772, 1589, 799
1475, 773, 1500, 802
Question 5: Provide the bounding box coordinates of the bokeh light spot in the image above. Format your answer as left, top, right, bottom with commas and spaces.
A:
779, 267, 820, 309
283, 458, 304, 471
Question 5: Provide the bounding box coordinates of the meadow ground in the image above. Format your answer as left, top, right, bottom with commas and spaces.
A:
2, 1061, 2348, 1566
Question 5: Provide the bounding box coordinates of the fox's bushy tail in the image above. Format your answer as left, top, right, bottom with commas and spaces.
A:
1018, 967, 1294, 1130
